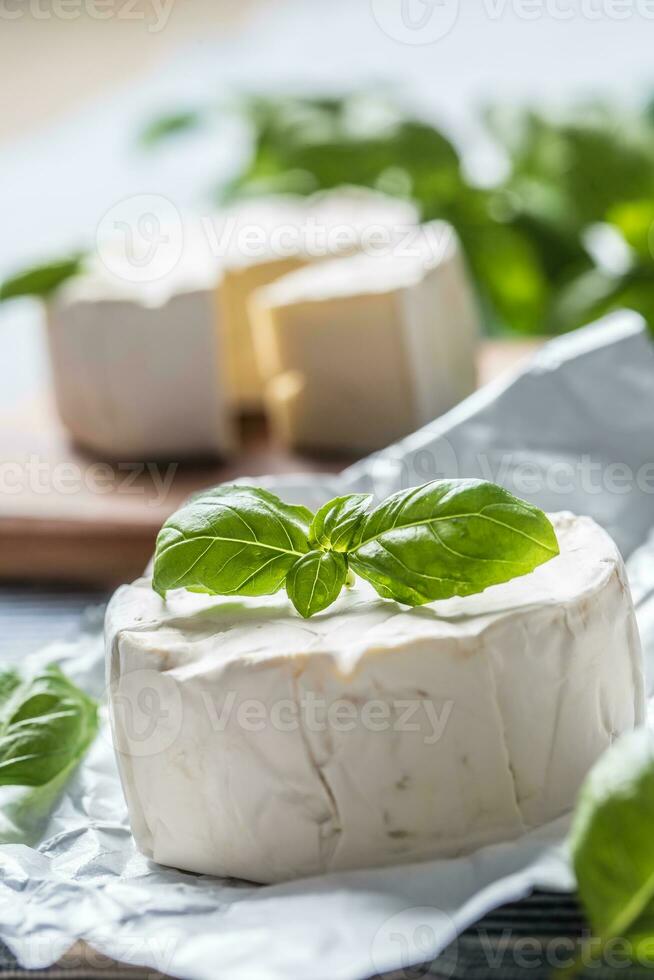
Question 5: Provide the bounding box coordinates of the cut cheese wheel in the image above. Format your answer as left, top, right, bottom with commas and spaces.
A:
106, 512, 644, 884
43, 190, 418, 454
250, 221, 479, 453
214, 188, 419, 407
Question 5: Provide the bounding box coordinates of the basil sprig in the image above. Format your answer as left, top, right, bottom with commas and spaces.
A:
570, 729, 654, 968
153, 480, 559, 618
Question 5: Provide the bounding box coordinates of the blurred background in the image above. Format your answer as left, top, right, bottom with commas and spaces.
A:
2, 0, 654, 598
5, 0, 654, 330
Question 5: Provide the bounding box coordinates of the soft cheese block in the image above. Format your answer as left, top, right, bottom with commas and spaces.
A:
249, 221, 479, 453
46, 252, 234, 459
106, 513, 644, 884
215, 188, 419, 406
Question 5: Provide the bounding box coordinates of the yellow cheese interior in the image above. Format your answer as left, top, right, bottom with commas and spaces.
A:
218, 256, 307, 407
253, 291, 416, 453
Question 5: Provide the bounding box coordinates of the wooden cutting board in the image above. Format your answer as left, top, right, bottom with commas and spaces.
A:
0, 339, 541, 587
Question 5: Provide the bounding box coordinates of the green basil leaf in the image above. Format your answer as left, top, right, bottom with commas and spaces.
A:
607, 199, 654, 261
309, 493, 373, 552
0, 665, 98, 788
348, 479, 559, 606
223, 93, 462, 213
286, 550, 348, 618
0, 670, 21, 712
571, 729, 654, 961
0, 254, 84, 302
140, 109, 205, 149
153, 484, 312, 599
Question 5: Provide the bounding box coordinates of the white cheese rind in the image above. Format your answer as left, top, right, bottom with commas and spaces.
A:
106, 513, 644, 883
250, 222, 479, 452
46, 284, 234, 459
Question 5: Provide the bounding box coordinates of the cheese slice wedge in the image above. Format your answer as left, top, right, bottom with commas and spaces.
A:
106, 512, 644, 884
214, 188, 419, 407
249, 221, 479, 453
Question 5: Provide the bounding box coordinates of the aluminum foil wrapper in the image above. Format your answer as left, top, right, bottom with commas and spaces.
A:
1, 311, 653, 980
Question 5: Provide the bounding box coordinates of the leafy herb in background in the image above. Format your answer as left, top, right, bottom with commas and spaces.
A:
153, 480, 559, 616
569, 728, 654, 972
0, 664, 99, 844
140, 91, 654, 336
139, 109, 206, 149
0, 253, 85, 303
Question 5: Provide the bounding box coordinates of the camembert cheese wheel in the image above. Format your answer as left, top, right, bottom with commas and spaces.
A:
106, 512, 644, 883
